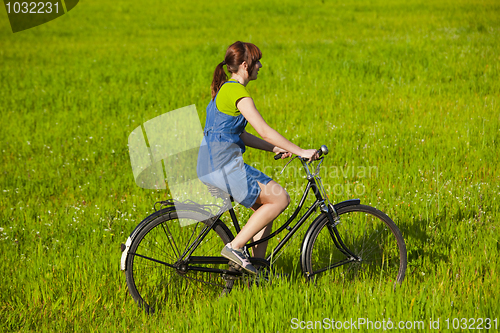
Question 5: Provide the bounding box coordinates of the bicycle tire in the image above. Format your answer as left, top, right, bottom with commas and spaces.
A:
301, 204, 407, 285
125, 208, 234, 312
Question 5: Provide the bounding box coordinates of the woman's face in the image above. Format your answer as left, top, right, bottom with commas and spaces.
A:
249, 60, 262, 81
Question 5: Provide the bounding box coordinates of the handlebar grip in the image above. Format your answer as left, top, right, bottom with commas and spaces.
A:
275, 145, 328, 161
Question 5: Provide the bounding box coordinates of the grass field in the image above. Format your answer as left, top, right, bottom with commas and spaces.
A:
1, 0, 499, 331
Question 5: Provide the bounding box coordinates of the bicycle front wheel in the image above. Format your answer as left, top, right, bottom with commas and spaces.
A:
124, 208, 234, 312
301, 204, 407, 285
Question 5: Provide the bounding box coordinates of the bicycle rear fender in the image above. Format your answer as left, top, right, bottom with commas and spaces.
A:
120, 203, 217, 271
129, 203, 215, 240
299, 199, 360, 273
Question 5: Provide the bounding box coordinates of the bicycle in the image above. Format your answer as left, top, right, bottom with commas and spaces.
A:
120, 145, 407, 312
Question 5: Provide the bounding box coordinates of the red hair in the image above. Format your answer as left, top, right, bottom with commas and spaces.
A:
210, 41, 262, 99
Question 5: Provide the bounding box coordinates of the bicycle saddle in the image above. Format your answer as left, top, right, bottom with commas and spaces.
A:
204, 183, 230, 200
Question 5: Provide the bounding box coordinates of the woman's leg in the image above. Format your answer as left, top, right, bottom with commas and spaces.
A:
230, 180, 290, 257
250, 218, 272, 259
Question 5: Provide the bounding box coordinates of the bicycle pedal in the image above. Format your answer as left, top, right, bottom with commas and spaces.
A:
228, 261, 243, 271
222, 273, 240, 281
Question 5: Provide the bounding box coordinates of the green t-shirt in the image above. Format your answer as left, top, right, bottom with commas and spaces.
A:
216, 79, 251, 117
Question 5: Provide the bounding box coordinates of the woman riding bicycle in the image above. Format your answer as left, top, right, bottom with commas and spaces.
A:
197, 41, 318, 275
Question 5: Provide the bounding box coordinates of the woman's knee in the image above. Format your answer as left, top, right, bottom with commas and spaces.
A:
275, 187, 290, 210
281, 188, 290, 204
258, 181, 289, 208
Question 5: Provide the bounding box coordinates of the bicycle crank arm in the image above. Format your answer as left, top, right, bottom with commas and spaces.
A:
187, 255, 270, 266
187, 265, 242, 276
187, 255, 270, 267
188, 256, 230, 264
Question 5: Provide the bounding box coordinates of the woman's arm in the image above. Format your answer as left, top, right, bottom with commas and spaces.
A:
237, 97, 317, 159
240, 130, 274, 152
240, 130, 293, 158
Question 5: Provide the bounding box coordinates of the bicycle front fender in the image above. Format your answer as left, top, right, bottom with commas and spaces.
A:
331, 199, 360, 211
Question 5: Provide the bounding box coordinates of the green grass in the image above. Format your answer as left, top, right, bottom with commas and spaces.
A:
1, 0, 499, 331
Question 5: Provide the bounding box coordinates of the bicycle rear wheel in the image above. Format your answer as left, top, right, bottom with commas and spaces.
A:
301, 204, 406, 285
124, 208, 234, 312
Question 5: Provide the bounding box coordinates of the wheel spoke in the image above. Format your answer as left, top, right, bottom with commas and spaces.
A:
180, 221, 202, 259
161, 221, 180, 260
130, 252, 177, 269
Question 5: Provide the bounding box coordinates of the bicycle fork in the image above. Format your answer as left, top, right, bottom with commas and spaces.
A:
324, 205, 361, 262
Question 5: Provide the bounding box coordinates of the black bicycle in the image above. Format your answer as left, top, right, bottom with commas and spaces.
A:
120, 145, 407, 312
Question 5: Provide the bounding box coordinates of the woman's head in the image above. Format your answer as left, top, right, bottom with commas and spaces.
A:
211, 41, 262, 99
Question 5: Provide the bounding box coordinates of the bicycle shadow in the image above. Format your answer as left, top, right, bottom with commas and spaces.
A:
397, 207, 479, 279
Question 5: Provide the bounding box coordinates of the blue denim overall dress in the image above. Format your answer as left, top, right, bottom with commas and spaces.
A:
197, 82, 272, 208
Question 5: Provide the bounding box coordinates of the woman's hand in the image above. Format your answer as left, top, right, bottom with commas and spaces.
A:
300, 149, 320, 161
273, 146, 293, 159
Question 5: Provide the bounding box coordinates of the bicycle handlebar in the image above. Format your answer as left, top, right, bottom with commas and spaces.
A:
274, 145, 329, 161
273, 152, 284, 160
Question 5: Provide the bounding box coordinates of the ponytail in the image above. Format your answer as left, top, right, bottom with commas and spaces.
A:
210, 41, 262, 100
210, 62, 228, 100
